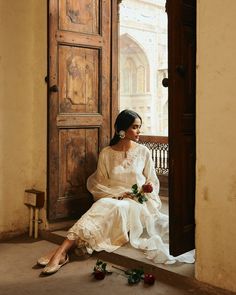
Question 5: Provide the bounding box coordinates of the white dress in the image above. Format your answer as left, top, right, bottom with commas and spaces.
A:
67, 142, 195, 264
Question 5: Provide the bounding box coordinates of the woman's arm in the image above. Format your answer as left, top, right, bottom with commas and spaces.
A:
87, 148, 128, 201
142, 148, 161, 207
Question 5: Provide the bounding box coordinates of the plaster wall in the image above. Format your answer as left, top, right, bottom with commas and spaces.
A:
196, 0, 236, 292
0, 0, 47, 237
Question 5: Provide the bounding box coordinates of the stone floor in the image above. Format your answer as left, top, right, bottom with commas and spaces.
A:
52, 229, 195, 279
0, 235, 234, 295
1, 198, 235, 295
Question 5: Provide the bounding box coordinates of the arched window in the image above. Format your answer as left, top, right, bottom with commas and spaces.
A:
122, 58, 136, 94
137, 65, 145, 93
120, 34, 149, 95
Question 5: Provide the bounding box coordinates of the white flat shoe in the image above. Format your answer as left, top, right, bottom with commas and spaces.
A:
42, 255, 69, 275
37, 256, 50, 267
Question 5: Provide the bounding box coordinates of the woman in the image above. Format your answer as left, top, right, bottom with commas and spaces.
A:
38, 109, 194, 275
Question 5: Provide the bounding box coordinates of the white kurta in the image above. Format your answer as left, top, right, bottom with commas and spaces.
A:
67, 143, 194, 264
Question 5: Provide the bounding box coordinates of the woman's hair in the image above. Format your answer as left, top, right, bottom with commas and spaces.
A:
109, 109, 142, 146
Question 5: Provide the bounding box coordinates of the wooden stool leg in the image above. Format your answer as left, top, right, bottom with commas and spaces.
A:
29, 207, 34, 237
34, 208, 39, 239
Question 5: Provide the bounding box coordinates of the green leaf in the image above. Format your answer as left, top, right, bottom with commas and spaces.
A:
102, 263, 107, 271
138, 197, 143, 204
125, 269, 133, 275
132, 184, 138, 190
96, 260, 103, 266
128, 275, 140, 285
131, 184, 138, 194
134, 269, 144, 276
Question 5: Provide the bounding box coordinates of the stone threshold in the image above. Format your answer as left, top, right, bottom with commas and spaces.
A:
39, 229, 235, 295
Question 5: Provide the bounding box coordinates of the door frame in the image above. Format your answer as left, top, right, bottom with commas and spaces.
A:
46, 1, 196, 256
116, 0, 196, 255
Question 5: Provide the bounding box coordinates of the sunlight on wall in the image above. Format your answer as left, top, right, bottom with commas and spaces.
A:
0, 0, 47, 237
196, 0, 236, 292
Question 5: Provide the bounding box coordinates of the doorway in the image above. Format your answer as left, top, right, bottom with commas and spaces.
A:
118, 0, 196, 256
119, 1, 168, 137
47, 0, 196, 258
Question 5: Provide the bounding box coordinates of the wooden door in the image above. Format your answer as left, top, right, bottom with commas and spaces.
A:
48, 0, 112, 221
168, 0, 196, 255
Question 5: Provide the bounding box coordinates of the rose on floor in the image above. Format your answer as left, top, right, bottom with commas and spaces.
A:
93, 270, 106, 280
92, 261, 156, 286
92, 259, 112, 280
143, 273, 155, 285
126, 268, 144, 285
112, 265, 156, 286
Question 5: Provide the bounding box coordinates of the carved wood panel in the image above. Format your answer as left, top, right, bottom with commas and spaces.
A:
59, 45, 99, 113
48, 0, 113, 221
59, 128, 98, 198
54, 128, 98, 219
59, 0, 99, 34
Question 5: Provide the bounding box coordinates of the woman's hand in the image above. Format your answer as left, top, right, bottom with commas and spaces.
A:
118, 192, 134, 200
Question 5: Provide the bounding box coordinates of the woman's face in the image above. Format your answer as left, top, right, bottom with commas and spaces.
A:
125, 117, 142, 142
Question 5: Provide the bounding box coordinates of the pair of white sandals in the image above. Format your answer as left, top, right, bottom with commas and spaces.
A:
37, 255, 69, 275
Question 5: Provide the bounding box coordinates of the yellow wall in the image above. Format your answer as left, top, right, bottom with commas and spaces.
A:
196, 0, 236, 292
0, 0, 47, 237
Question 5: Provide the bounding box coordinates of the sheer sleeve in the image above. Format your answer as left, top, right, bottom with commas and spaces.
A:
86, 148, 127, 201
143, 148, 162, 209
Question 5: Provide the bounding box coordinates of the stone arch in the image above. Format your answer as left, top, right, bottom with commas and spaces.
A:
120, 33, 150, 94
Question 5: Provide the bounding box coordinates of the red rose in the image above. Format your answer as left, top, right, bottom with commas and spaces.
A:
143, 273, 155, 285
93, 270, 106, 280
142, 184, 153, 193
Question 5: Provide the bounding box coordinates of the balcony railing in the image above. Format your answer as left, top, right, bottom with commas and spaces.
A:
139, 135, 169, 197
